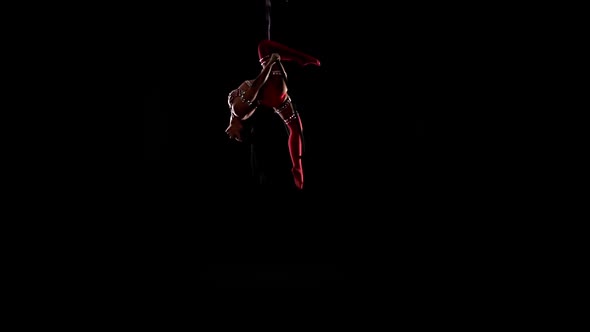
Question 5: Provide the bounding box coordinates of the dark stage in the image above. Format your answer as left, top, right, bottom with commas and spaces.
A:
139, 1, 452, 287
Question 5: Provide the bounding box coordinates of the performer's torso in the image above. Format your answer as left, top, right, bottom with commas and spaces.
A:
259, 70, 288, 108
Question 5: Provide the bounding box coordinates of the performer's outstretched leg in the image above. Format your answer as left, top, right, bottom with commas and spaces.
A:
258, 39, 321, 67
275, 97, 304, 190
288, 116, 304, 190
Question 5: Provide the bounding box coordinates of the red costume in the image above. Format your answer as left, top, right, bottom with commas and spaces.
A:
228, 40, 320, 191
257, 39, 321, 67
258, 40, 319, 190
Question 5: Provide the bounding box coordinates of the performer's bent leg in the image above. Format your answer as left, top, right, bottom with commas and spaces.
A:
258, 39, 321, 67
275, 98, 304, 190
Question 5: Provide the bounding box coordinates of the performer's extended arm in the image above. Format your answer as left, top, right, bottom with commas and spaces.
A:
225, 53, 281, 142
230, 53, 281, 120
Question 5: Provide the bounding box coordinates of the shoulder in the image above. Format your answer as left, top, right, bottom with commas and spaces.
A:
239, 80, 253, 89
229, 81, 252, 93
228, 80, 253, 105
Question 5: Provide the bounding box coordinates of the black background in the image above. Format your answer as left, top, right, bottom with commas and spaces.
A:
2, 0, 548, 295
141, 1, 435, 196
136, 0, 497, 287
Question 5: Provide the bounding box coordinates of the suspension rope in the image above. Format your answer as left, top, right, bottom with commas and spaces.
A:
265, 0, 272, 40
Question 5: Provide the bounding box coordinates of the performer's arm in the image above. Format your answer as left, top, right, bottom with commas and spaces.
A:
226, 53, 282, 141
230, 53, 281, 120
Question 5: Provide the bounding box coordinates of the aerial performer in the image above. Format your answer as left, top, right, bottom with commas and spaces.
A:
225, 1, 321, 191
